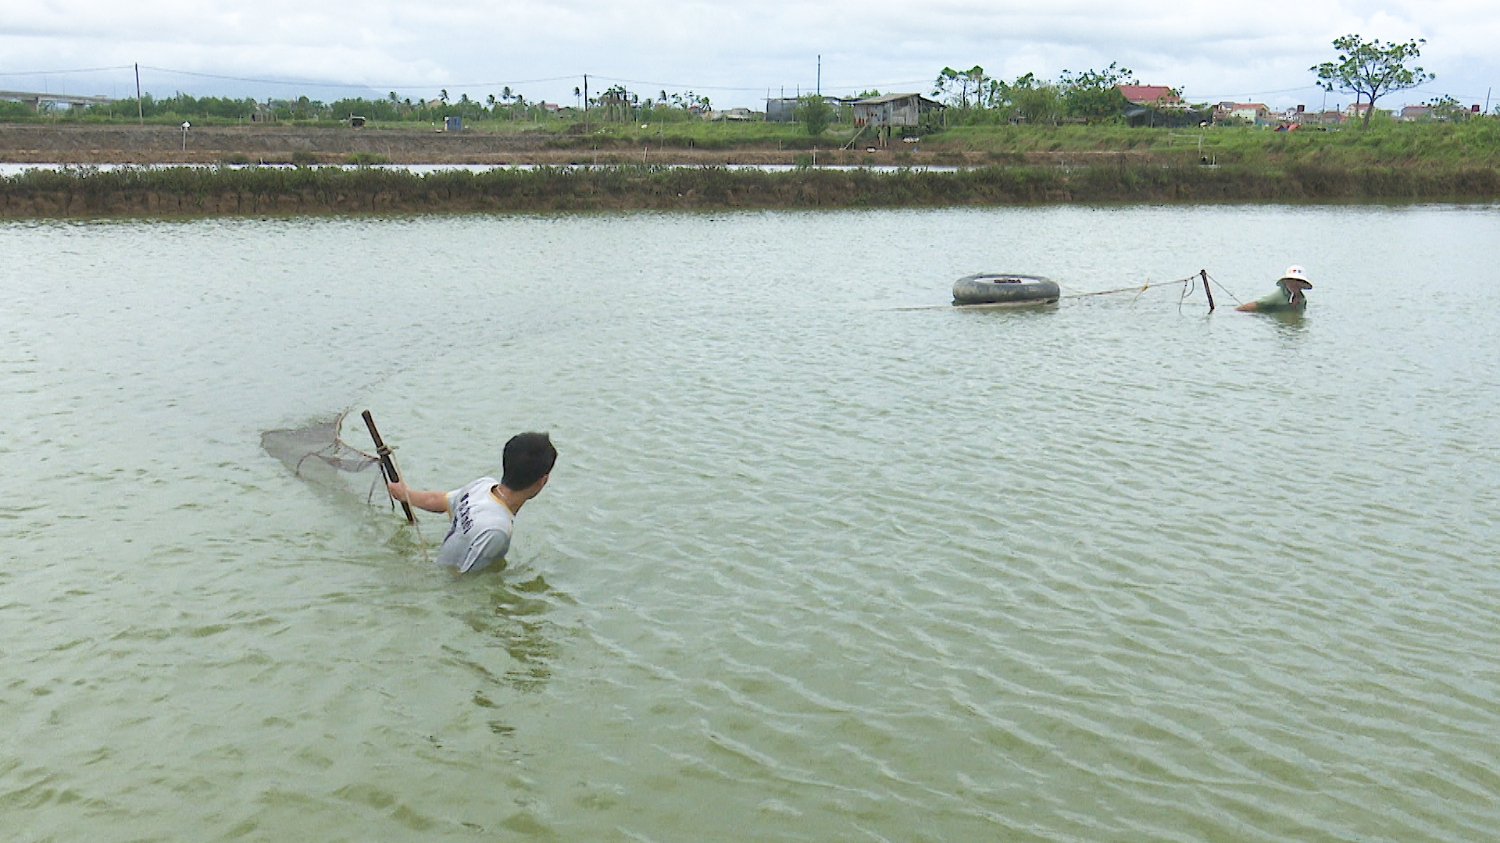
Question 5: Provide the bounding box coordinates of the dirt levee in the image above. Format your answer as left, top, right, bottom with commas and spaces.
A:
0, 123, 560, 164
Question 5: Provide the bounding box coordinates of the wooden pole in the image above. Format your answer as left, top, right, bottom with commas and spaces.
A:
1201, 269, 1215, 312
361, 410, 415, 524
135, 63, 143, 124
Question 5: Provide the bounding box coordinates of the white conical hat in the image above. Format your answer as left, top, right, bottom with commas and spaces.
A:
1279, 265, 1311, 287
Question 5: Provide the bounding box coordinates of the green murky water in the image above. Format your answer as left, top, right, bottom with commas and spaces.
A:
3, 205, 1499, 841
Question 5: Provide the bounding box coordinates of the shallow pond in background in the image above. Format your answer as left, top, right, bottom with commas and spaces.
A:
3, 205, 1499, 842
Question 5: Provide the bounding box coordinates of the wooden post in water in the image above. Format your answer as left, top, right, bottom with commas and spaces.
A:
362, 410, 415, 524
1201, 269, 1215, 312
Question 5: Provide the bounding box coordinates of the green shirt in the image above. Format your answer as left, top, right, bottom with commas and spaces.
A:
1252, 282, 1306, 311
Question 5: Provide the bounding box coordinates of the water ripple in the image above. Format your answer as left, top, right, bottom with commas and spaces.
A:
3, 207, 1499, 841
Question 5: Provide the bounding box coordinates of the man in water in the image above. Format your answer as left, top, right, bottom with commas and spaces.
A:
1237, 265, 1312, 312
386, 432, 556, 574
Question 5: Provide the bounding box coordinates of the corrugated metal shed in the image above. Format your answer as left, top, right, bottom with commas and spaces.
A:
851, 94, 944, 128
765, 98, 799, 123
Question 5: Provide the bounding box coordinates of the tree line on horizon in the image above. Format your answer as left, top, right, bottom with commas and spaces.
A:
925, 35, 1487, 129
0, 85, 720, 126
2, 35, 1484, 130
926, 62, 1160, 126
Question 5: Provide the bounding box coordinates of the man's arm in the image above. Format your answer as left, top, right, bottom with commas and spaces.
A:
387, 481, 449, 514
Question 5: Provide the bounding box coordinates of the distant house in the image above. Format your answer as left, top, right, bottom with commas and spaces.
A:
1215, 102, 1273, 125
540, 102, 561, 114
1400, 105, 1434, 121
1117, 85, 1197, 127
1288, 106, 1343, 126
710, 107, 757, 121
1118, 85, 1183, 107
851, 93, 944, 128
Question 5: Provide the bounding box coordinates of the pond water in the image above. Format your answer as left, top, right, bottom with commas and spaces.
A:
3, 205, 1499, 842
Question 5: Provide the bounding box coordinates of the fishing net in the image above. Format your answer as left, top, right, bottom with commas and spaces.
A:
261, 411, 389, 507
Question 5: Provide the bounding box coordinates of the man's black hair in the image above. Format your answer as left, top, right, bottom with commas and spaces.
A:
502, 432, 557, 490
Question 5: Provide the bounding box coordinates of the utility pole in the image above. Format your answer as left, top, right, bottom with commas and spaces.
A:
817, 55, 821, 96
583, 74, 589, 133
135, 63, 143, 124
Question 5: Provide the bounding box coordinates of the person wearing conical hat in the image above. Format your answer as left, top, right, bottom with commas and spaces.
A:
1237, 265, 1312, 312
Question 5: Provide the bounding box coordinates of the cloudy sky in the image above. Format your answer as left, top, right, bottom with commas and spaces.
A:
3, 0, 1496, 111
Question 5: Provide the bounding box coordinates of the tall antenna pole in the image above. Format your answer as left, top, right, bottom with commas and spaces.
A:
583, 73, 589, 132
817, 55, 821, 96
135, 63, 143, 124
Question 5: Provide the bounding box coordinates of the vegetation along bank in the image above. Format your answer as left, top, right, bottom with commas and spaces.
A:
3, 162, 1498, 218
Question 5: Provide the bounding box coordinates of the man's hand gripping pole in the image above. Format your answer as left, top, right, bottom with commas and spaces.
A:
361, 410, 416, 524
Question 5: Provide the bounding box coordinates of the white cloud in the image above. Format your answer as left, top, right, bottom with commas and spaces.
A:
1, 0, 1495, 108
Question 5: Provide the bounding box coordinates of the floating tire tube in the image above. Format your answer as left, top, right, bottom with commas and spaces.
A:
952, 273, 1060, 306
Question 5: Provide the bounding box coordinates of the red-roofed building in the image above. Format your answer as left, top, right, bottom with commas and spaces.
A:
1117, 85, 1183, 107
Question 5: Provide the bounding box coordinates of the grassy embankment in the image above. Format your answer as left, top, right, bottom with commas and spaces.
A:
8, 104, 1500, 161
2, 120, 1497, 216
930, 119, 1500, 166
434, 116, 1500, 164
4, 160, 1497, 218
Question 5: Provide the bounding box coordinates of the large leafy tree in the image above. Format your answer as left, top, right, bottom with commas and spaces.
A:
1007, 73, 1061, 125
933, 66, 992, 109
1059, 63, 1134, 120
1312, 35, 1434, 128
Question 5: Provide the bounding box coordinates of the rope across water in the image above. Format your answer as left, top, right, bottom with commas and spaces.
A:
893, 270, 1242, 312
1057, 271, 1243, 308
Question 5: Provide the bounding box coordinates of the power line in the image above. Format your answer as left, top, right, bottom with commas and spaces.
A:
1182, 84, 1324, 100
137, 65, 577, 91
590, 75, 782, 93
1409, 86, 1492, 101
0, 65, 135, 76
591, 74, 936, 95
